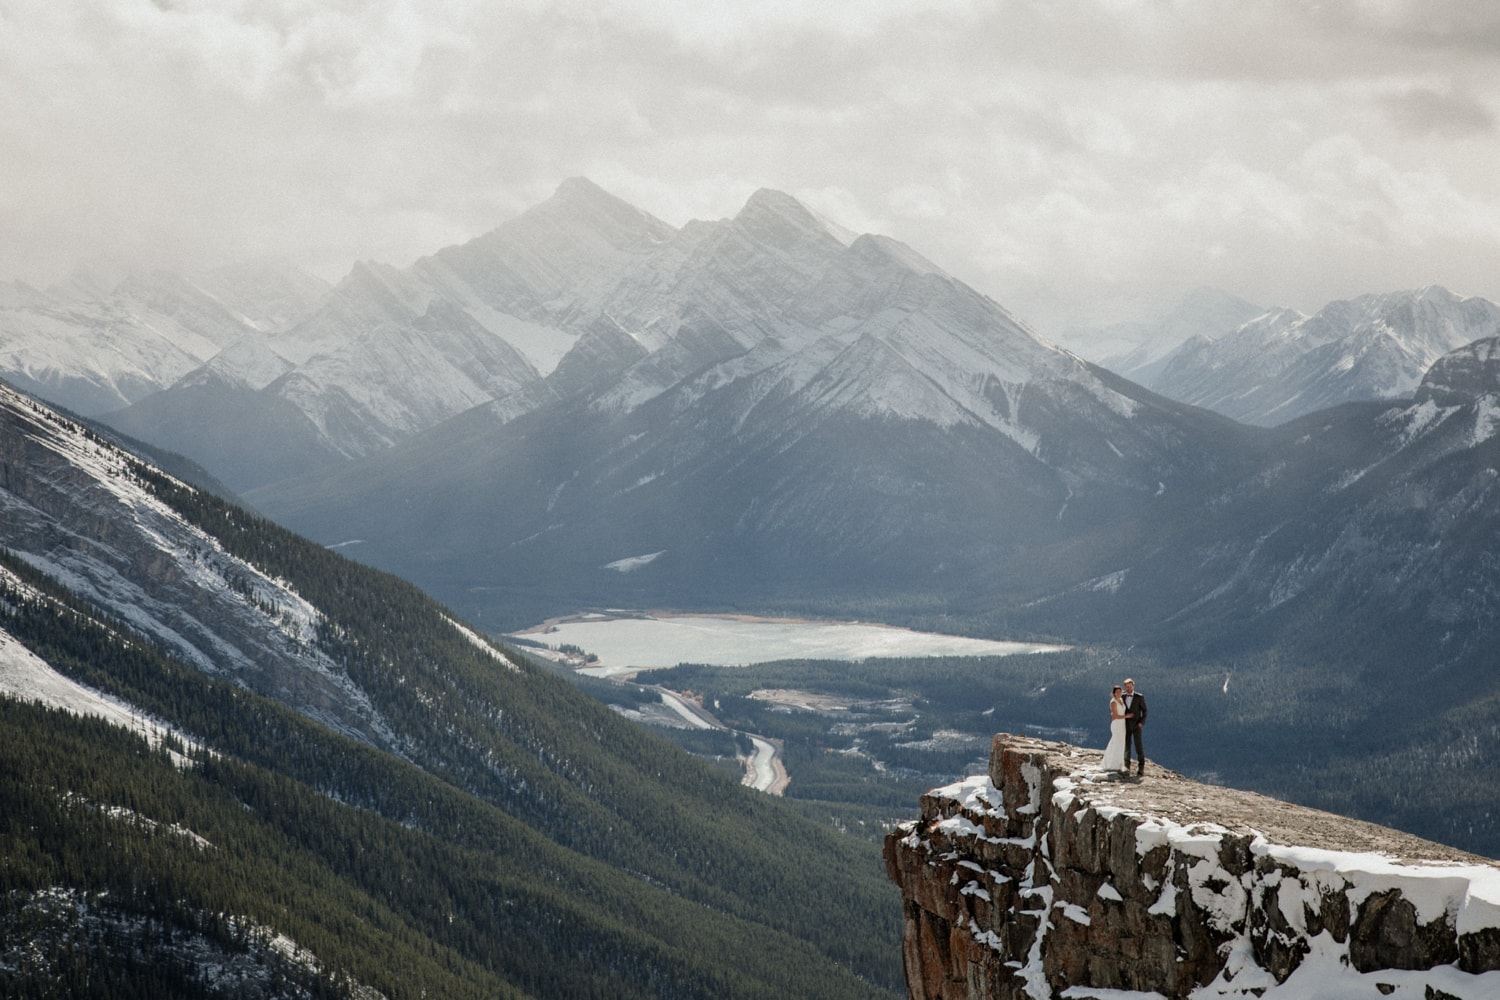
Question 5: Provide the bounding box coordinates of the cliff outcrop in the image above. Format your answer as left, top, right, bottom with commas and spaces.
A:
885, 734, 1500, 999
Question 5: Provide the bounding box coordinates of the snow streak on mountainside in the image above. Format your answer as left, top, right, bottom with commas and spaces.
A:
0, 580, 196, 757
1141, 286, 1500, 426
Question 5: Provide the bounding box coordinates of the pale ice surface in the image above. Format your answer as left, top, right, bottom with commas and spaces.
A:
518, 612, 1065, 677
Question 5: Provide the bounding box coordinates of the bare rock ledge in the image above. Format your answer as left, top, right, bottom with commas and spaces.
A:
884, 734, 1500, 999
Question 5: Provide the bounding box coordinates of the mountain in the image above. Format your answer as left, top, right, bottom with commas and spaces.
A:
106, 285, 551, 491
992, 334, 1500, 850
98, 179, 674, 492
0, 261, 329, 416
18, 179, 1500, 860
1141, 286, 1500, 425
1075, 287, 1266, 382
1021, 331, 1500, 664
0, 378, 903, 997
247, 183, 1260, 629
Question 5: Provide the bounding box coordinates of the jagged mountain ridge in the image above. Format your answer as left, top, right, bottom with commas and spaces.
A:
0, 378, 903, 997
1140, 285, 1500, 426
107, 180, 1203, 498
98, 179, 680, 491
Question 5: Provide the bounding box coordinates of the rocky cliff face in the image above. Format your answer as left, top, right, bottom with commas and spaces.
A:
885, 734, 1500, 999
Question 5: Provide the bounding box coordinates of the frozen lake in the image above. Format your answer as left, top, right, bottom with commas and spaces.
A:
512, 613, 1066, 678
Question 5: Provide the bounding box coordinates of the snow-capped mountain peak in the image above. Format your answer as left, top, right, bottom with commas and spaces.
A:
733, 188, 852, 253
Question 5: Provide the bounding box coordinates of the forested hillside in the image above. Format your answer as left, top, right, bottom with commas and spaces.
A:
0, 383, 902, 997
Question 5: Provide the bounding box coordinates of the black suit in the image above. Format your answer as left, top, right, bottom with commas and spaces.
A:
1122, 691, 1147, 771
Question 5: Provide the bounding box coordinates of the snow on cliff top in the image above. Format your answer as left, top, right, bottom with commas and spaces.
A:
926, 735, 1500, 1000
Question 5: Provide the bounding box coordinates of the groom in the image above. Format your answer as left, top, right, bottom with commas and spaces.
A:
1122, 678, 1147, 777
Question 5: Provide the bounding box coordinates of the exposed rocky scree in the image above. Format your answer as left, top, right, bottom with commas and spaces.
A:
885, 734, 1500, 999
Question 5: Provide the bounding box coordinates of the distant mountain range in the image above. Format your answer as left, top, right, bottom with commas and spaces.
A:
9, 184, 1493, 489
1094, 285, 1500, 427
0, 260, 330, 417
1076, 287, 1266, 383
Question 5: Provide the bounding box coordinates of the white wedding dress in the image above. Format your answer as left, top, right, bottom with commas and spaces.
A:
1102, 696, 1126, 771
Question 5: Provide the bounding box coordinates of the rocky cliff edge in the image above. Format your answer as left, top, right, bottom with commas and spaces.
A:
884, 734, 1500, 999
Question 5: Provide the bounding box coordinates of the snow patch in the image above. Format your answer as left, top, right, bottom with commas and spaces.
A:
1473, 394, 1500, 447
443, 616, 518, 672
603, 550, 665, 572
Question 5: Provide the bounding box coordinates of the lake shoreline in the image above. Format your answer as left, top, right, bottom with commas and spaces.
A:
508, 611, 1068, 675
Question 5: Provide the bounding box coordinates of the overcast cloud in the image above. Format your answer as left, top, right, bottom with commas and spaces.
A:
3, 0, 1499, 335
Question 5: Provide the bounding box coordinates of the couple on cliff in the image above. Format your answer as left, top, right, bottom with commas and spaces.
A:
1102, 678, 1147, 777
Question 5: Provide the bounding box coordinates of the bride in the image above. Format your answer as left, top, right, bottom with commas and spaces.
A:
1102, 685, 1127, 773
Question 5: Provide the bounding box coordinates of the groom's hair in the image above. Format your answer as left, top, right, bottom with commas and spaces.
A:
1123, 678, 1134, 685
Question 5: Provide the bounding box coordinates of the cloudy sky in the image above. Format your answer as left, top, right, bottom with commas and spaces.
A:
3, 0, 1499, 339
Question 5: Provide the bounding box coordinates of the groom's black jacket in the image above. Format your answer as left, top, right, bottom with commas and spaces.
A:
1124, 693, 1147, 730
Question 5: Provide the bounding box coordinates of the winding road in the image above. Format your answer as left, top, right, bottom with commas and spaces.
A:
655, 687, 788, 794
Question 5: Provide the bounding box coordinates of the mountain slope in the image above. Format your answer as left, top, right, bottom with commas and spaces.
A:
1012, 335, 1500, 691
1081, 287, 1267, 381
0, 379, 902, 998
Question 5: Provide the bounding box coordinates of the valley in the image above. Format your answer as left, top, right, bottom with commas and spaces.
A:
510, 611, 1065, 797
